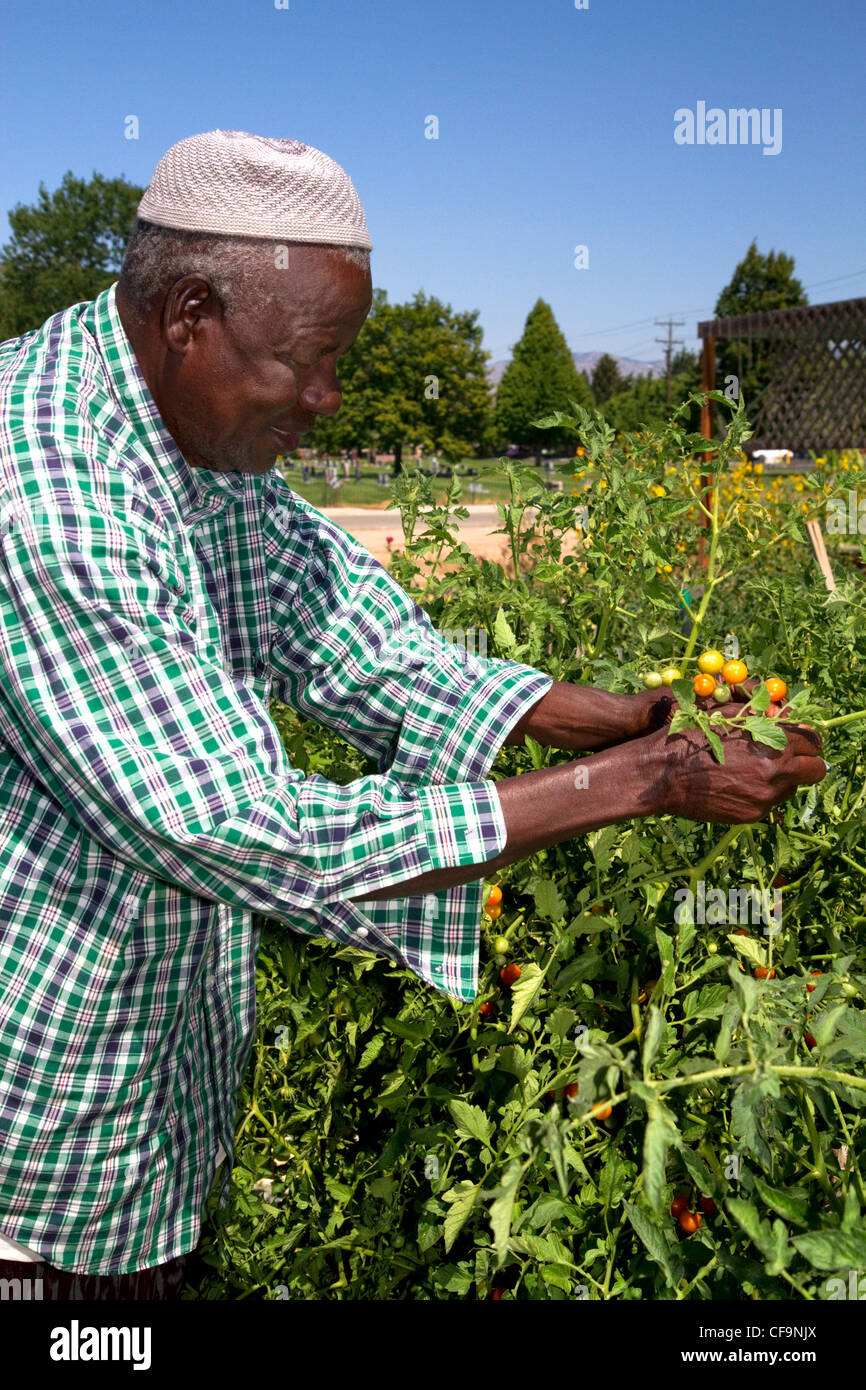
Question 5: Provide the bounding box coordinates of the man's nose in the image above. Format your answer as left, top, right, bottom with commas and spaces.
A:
299, 366, 342, 418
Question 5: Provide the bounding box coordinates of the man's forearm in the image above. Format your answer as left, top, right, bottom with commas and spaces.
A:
351, 742, 659, 903
502, 680, 671, 752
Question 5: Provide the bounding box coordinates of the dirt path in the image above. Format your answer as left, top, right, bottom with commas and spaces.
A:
322, 505, 516, 566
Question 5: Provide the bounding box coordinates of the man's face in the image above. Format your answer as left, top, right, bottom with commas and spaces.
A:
154, 245, 372, 475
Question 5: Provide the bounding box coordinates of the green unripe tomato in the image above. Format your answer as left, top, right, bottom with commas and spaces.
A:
643, 672, 663, 690
842, 982, 858, 997
713, 683, 731, 703
707, 941, 719, 955
660, 667, 682, 686
493, 935, 510, 955
494, 954, 506, 969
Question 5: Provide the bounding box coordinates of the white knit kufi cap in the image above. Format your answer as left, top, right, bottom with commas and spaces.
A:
136, 129, 372, 250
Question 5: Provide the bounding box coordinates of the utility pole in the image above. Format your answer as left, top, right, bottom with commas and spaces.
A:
655, 317, 685, 404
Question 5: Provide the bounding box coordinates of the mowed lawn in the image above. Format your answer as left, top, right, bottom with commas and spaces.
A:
277, 458, 574, 509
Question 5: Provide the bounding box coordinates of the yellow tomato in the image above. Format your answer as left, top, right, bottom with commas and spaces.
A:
697, 650, 725, 675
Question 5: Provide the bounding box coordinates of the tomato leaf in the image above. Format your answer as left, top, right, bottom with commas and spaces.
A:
448, 1099, 494, 1147
442, 1181, 481, 1253
509, 963, 544, 1031
742, 716, 788, 750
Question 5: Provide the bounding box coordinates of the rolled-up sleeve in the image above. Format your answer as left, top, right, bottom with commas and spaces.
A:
261, 482, 553, 997
0, 500, 531, 943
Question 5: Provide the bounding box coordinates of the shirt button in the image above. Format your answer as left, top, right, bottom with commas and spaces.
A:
356, 926, 369, 938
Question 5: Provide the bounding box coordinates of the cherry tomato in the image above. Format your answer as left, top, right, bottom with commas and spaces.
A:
565, 1082, 579, 1100
765, 677, 787, 703
660, 667, 682, 686
678, 1211, 702, 1234
493, 935, 510, 955
590, 1102, 612, 1121
670, 1194, 689, 1218
486, 885, 503, 908
487, 905, 502, 920
699, 1196, 717, 1216
721, 659, 748, 686
491, 1287, 504, 1300
499, 963, 521, 986
707, 941, 719, 955
754, 966, 776, 979
694, 673, 716, 697
773, 874, 789, 888
807, 971, 821, 993
735, 928, 749, 936
805, 1032, 817, 1049
712, 683, 731, 703
479, 1000, 497, 1019
643, 671, 663, 689
698, 650, 725, 675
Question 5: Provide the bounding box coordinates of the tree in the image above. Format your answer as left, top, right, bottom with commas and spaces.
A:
713, 240, 808, 412
0, 172, 144, 340
591, 353, 628, 404
493, 300, 593, 459
311, 288, 492, 470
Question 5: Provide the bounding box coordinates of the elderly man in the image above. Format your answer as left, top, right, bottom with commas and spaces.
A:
0, 131, 823, 1298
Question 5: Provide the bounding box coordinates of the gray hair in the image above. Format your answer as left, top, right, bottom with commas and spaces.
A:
118, 218, 370, 323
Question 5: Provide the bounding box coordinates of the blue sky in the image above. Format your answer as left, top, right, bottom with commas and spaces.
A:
1, 0, 864, 365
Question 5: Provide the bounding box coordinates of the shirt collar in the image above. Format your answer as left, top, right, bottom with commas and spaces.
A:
85, 282, 247, 519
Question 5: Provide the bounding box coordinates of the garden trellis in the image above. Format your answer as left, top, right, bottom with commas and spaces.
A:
698, 296, 866, 453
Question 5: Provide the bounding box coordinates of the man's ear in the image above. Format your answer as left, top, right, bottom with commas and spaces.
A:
162, 276, 224, 355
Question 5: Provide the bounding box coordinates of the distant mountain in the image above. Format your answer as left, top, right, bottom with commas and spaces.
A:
486, 351, 665, 388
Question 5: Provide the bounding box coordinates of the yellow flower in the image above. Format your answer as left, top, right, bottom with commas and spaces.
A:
651, 485, 666, 497
598, 479, 608, 489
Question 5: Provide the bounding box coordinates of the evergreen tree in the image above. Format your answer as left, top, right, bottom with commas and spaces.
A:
591, 352, 627, 404
493, 299, 593, 459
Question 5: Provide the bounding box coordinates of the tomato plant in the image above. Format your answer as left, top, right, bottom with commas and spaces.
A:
189, 400, 866, 1302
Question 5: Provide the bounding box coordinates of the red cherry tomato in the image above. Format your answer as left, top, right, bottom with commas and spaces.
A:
670, 1194, 689, 1219
754, 966, 776, 979
565, 1082, 579, 1100
698, 1196, 717, 1216
805, 1033, 817, 1049
678, 1211, 702, 1234
499, 963, 521, 987
479, 1000, 497, 1019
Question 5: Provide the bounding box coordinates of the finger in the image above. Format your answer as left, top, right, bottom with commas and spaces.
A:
786, 754, 827, 786
781, 724, 823, 756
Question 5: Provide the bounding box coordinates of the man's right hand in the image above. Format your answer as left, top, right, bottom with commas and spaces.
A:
636, 718, 826, 825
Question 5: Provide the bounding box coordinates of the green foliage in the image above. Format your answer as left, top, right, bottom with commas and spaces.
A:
190, 402, 866, 1301
494, 299, 593, 457
0, 172, 143, 340
590, 353, 629, 405
311, 288, 492, 465
714, 239, 809, 411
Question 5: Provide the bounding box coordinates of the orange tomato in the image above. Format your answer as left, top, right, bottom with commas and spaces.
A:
678, 1210, 702, 1234
721, 659, 748, 686
499, 963, 521, 986
754, 966, 776, 979
486, 884, 503, 907
765, 677, 787, 702
590, 1102, 612, 1121
693, 673, 716, 697
487, 904, 502, 920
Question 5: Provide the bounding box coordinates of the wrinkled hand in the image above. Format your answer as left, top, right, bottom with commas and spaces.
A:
637, 718, 825, 824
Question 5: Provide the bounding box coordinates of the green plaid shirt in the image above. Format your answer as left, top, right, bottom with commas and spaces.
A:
0, 284, 551, 1274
